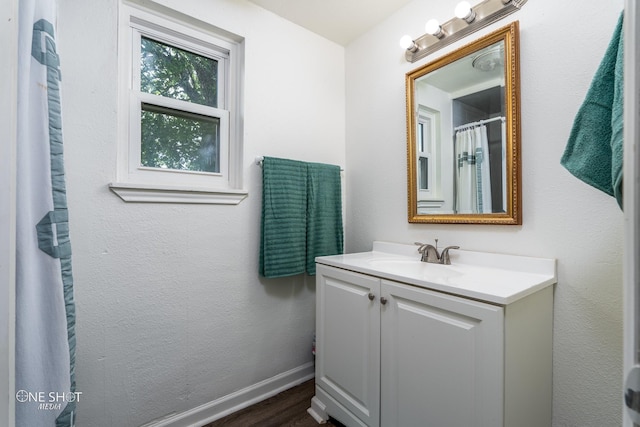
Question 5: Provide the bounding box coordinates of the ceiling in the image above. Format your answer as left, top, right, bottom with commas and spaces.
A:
248, 0, 414, 45
420, 42, 504, 94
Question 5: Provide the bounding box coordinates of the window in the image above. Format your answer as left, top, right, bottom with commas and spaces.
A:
415, 105, 445, 213
111, 3, 246, 204
139, 36, 224, 174
416, 107, 439, 199
417, 121, 430, 191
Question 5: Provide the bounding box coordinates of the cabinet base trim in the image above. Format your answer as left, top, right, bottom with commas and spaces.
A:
311, 386, 368, 427
307, 397, 328, 424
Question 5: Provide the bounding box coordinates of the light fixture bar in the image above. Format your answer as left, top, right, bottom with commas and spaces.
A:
405, 0, 526, 63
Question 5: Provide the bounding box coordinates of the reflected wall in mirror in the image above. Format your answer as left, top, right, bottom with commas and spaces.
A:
406, 22, 521, 224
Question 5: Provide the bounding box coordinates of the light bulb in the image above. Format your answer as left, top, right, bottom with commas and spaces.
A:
425, 19, 445, 38
399, 35, 414, 50
455, 1, 476, 23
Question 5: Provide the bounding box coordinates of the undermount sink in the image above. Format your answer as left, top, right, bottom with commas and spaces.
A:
315, 241, 557, 305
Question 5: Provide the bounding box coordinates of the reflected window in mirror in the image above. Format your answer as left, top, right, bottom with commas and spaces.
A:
416, 106, 444, 210
418, 122, 428, 189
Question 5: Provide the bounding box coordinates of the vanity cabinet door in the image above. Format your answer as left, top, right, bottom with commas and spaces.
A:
316, 264, 381, 427
380, 279, 504, 427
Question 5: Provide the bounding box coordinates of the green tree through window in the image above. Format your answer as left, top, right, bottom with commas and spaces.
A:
140, 37, 220, 173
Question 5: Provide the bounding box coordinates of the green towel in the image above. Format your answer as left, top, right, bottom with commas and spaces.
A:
561, 12, 624, 209
259, 157, 344, 278
260, 157, 308, 278
306, 162, 343, 275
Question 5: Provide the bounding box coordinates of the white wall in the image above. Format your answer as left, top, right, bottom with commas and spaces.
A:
56, 0, 345, 425
346, 1, 624, 426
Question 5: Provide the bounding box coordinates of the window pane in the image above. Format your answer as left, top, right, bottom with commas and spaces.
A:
419, 156, 429, 190
423, 120, 431, 153
141, 103, 220, 173
141, 36, 218, 107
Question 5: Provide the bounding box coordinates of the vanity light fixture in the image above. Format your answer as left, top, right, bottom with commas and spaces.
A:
400, 0, 526, 63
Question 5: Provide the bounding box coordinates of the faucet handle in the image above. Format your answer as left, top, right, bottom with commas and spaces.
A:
415, 242, 439, 262
414, 241, 428, 252
439, 246, 460, 265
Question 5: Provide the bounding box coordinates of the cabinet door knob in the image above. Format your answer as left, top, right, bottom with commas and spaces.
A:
380, 297, 388, 305
368, 293, 375, 301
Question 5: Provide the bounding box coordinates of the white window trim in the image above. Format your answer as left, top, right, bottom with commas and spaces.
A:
110, 1, 246, 204
417, 106, 441, 202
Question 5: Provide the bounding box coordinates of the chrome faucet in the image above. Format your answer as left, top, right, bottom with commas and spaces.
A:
417, 243, 440, 263
414, 239, 460, 265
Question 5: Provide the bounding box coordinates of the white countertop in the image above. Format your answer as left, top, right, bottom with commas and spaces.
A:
316, 241, 557, 305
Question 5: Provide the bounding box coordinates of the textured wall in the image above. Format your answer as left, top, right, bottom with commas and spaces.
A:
57, 0, 345, 425
345, 0, 624, 426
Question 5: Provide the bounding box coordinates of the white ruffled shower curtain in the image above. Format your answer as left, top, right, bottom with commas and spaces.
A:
455, 125, 492, 213
16, 0, 77, 426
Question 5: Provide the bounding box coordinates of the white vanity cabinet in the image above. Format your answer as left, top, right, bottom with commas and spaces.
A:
313, 265, 381, 427
381, 278, 504, 427
310, 257, 554, 427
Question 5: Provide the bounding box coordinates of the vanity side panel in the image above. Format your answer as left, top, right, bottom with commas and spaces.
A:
504, 285, 554, 427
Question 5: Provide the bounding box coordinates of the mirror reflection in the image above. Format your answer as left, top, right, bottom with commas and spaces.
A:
406, 22, 521, 224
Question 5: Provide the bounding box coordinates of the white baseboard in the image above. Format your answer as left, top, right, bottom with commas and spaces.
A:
141, 362, 315, 427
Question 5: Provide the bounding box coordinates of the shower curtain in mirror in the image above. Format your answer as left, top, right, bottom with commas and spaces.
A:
16, 0, 77, 425
455, 125, 492, 213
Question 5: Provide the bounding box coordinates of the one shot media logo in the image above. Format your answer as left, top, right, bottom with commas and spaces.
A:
15, 390, 82, 410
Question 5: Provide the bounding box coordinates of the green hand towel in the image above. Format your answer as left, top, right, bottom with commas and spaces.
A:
561, 12, 624, 209
306, 162, 344, 275
260, 157, 308, 278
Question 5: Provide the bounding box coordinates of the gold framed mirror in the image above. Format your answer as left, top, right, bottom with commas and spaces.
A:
406, 22, 521, 224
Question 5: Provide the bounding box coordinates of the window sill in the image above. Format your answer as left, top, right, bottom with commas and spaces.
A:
109, 182, 248, 205
417, 199, 446, 214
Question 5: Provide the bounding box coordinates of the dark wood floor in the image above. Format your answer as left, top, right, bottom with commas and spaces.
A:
202, 379, 344, 427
